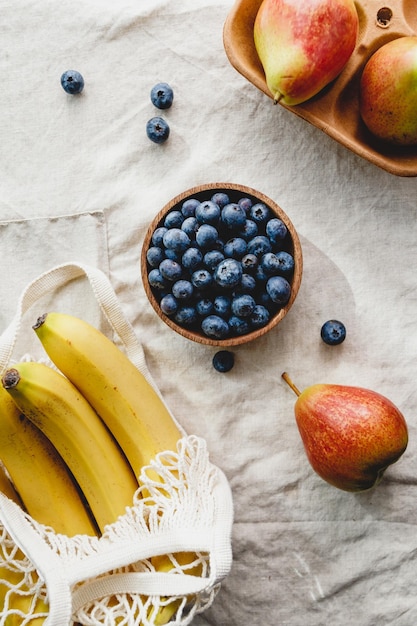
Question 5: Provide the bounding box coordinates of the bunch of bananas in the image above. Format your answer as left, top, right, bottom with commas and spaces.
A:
0, 312, 201, 625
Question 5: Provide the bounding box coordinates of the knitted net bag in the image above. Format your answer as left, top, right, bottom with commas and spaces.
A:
0, 263, 233, 625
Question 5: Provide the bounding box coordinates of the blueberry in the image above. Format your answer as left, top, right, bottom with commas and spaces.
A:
196, 298, 214, 317
152, 226, 168, 247
231, 294, 256, 317
195, 201, 221, 225
213, 295, 232, 318
146, 116, 170, 144
191, 269, 213, 290
241, 253, 258, 273
182, 246, 203, 270
266, 276, 291, 305
250, 203, 270, 225
224, 237, 247, 259
164, 248, 181, 262
146, 246, 164, 268
181, 216, 199, 239
238, 219, 258, 241
203, 249, 225, 271
266, 218, 287, 244
172, 279, 193, 299
201, 315, 230, 339
236, 273, 256, 293
159, 259, 182, 281
275, 251, 294, 277
211, 192, 230, 208
261, 252, 282, 275
321, 320, 346, 345
238, 197, 253, 213
250, 305, 270, 329
160, 293, 178, 316
247, 235, 272, 257
214, 258, 242, 289
181, 198, 200, 217
175, 306, 197, 326
164, 210, 183, 229
163, 228, 190, 252
212, 350, 235, 373
148, 268, 167, 290
61, 70, 84, 94
228, 315, 250, 336
221, 203, 247, 230
150, 82, 173, 109
196, 224, 219, 249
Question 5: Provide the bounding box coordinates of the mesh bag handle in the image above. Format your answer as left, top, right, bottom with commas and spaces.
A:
0, 262, 233, 626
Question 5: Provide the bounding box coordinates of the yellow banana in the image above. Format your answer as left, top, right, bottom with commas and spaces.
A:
1, 361, 139, 533
33, 312, 182, 479
0, 382, 97, 537
0, 406, 64, 625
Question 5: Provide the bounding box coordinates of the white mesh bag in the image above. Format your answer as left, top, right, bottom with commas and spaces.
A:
0, 262, 233, 625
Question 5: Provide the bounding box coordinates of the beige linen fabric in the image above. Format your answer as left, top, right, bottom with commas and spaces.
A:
1, 0, 417, 624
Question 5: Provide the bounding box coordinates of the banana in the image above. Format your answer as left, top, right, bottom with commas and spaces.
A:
0, 382, 97, 537
0, 397, 76, 626
1, 361, 139, 533
33, 312, 183, 479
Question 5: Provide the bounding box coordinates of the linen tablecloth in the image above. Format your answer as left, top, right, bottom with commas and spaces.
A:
1, 1, 417, 624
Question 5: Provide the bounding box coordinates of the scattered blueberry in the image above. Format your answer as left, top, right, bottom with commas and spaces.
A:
146, 116, 170, 144
150, 82, 174, 109
61, 70, 84, 94
212, 350, 235, 373
321, 320, 346, 345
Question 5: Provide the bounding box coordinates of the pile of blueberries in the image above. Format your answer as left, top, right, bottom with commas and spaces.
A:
145, 190, 296, 340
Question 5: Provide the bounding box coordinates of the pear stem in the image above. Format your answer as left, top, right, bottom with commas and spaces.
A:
281, 372, 301, 397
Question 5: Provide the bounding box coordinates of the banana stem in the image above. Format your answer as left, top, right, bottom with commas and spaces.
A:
281, 372, 301, 397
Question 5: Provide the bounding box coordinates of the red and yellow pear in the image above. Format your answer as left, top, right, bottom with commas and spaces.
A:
282, 373, 408, 492
359, 36, 417, 145
254, 0, 359, 105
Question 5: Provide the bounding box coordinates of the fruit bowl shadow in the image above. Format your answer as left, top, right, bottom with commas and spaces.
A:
141, 183, 303, 347
223, 0, 417, 177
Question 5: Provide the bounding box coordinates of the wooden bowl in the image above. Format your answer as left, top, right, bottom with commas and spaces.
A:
223, 0, 417, 177
141, 183, 303, 347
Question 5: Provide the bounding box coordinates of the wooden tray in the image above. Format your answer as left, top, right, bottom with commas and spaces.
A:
223, 0, 417, 176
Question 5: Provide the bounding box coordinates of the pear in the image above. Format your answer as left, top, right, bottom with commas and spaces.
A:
254, 0, 358, 105
282, 373, 408, 492
359, 37, 417, 145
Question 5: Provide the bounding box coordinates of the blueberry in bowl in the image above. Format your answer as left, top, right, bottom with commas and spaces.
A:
141, 183, 303, 346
